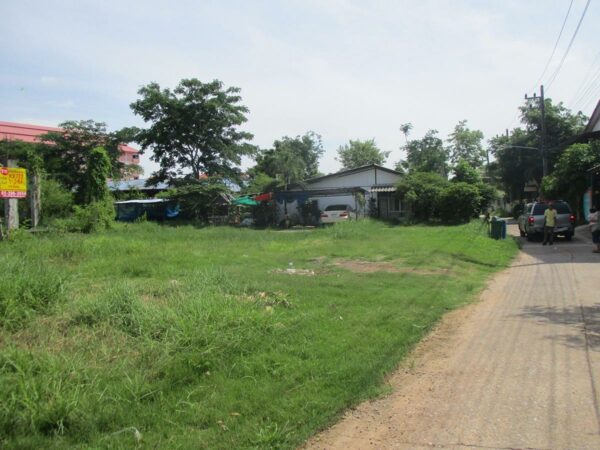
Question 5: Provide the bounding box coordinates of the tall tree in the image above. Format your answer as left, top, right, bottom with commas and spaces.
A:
251, 131, 324, 183
336, 139, 390, 169
400, 130, 449, 177
490, 98, 587, 201
400, 122, 413, 144
447, 120, 485, 167
41, 120, 133, 195
130, 78, 255, 183
541, 141, 600, 219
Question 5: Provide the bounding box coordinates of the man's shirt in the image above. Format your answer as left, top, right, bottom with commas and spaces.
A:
544, 208, 557, 227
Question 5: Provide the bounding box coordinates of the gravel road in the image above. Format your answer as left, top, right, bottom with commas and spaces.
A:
303, 224, 600, 450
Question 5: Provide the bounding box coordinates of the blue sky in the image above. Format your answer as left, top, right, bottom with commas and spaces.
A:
2, 0, 599, 175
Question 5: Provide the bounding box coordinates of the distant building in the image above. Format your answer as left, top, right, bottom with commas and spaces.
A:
0, 121, 141, 179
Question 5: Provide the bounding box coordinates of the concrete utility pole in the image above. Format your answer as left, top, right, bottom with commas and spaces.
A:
524, 85, 548, 177
3, 159, 19, 232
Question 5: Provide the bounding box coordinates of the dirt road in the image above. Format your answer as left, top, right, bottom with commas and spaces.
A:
304, 225, 600, 450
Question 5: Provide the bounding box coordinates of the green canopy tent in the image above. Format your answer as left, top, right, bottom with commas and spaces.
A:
232, 195, 259, 206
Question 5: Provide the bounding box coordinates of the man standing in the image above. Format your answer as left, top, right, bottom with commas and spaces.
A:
543, 203, 557, 246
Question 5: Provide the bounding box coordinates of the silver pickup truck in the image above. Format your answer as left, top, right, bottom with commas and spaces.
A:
518, 201, 575, 241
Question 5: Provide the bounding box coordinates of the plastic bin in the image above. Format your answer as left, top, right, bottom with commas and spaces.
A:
490, 217, 506, 240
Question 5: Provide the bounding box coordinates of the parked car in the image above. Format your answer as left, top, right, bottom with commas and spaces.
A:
320, 204, 356, 224
517, 201, 575, 241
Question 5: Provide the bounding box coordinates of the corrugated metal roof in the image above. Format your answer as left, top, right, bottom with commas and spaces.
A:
370, 185, 397, 193
107, 179, 169, 191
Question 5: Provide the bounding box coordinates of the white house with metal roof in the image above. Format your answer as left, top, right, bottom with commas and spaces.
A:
276, 164, 403, 224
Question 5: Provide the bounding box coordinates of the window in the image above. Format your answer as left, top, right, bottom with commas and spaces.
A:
392, 198, 401, 212
132, 154, 140, 160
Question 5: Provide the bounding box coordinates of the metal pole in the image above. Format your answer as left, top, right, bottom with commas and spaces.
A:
540, 85, 548, 177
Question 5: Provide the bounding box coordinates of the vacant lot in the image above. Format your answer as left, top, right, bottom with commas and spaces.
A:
0, 220, 517, 449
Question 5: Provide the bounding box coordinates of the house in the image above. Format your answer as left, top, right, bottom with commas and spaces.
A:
0, 121, 141, 179
277, 164, 403, 224
584, 99, 600, 217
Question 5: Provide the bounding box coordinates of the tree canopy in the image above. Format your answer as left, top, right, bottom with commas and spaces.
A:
250, 132, 324, 188
130, 78, 255, 183
336, 139, 389, 169
447, 120, 485, 167
490, 99, 588, 200
399, 130, 449, 177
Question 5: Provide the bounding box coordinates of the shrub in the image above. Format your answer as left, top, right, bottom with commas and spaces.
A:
396, 172, 449, 221
438, 182, 482, 224
41, 178, 74, 221
52, 198, 114, 233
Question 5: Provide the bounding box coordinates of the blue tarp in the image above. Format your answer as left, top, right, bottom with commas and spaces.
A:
114, 199, 180, 221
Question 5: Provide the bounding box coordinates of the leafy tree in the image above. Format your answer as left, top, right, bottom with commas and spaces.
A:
158, 178, 229, 221
41, 120, 133, 194
400, 130, 449, 177
336, 139, 390, 169
81, 147, 112, 204
447, 120, 485, 167
130, 78, 255, 183
252, 132, 323, 182
541, 141, 600, 219
490, 98, 587, 200
400, 123, 413, 143
452, 159, 482, 185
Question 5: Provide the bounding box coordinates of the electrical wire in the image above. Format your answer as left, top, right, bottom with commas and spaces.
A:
570, 65, 600, 111
568, 49, 600, 109
531, 0, 574, 92
546, 0, 592, 90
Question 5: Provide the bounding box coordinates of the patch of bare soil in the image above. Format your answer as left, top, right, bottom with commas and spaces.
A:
332, 259, 451, 276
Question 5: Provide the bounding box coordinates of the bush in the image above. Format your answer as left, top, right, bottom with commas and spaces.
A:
40, 178, 74, 223
438, 182, 482, 224
396, 172, 449, 222
51, 198, 114, 233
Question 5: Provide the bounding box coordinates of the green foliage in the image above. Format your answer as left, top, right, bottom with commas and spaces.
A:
396, 172, 449, 221
447, 120, 485, 167
40, 178, 74, 222
131, 78, 255, 183
452, 159, 482, 184
52, 198, 114, 233
251, 132, 324, 186
399, 130, 449, 177
438, 182, 482, 224
40, 120, 135, 198
80, 146, 111, 204
159, 178, 229, 221
490, 99, 588, 200
336, 139, 390, 169
541, 141, 600, 217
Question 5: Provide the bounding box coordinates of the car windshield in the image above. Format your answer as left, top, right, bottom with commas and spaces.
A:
532, 203, 570, 215
325, 204, 350, 211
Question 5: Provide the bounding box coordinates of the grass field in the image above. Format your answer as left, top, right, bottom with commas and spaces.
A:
0, 220, 518, 449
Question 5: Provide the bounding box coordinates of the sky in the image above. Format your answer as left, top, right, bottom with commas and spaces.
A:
2, 0, 600, 176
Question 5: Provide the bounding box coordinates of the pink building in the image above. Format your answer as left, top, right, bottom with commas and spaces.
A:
0, 121, 141, 178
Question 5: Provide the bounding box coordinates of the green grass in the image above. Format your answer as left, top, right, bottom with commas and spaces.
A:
0, 220, 517, 449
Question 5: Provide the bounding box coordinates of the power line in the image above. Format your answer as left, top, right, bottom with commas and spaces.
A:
568, 49, 600, 108
571, 66, 600, 111
546, 0, 592, 90
531, 0, 574, 91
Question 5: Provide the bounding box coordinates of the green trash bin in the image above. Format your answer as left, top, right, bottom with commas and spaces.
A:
490, 217, 506, 240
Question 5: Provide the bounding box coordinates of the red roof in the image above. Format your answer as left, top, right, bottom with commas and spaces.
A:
0, 121, 139, 154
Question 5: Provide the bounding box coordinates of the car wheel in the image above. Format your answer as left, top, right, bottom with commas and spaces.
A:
526, 232, 535, 242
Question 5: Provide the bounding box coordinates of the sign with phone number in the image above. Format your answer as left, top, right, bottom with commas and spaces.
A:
0, 167, 27, 199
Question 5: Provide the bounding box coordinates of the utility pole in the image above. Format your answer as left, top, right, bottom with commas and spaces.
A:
524, 85, 548, 177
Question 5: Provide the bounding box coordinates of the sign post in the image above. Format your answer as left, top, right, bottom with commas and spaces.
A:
1, 163, 27, 233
